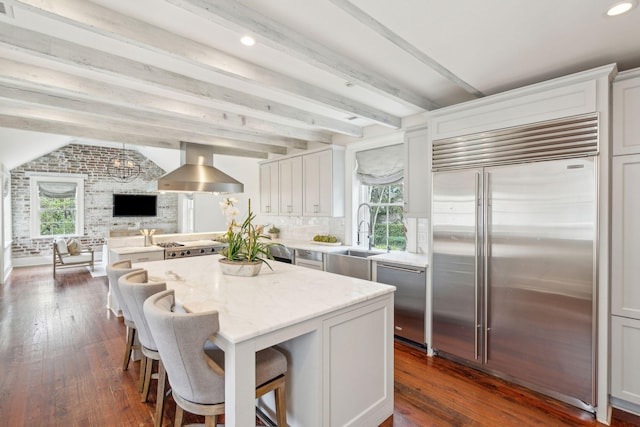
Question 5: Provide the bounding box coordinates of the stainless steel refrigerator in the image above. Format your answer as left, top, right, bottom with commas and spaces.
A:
431, 116, 598, 410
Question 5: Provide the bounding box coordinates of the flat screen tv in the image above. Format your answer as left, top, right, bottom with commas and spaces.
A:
112, 194, 157, 217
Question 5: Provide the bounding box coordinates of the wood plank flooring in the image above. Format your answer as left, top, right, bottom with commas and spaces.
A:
1, 266, 639, 427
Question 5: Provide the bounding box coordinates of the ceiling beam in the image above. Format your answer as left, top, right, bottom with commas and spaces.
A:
0, 23, 362, 136
327, 0, 484, 98
0, 100, 289, 155
0, 58, 332, 143
0, 82, 308, 150
0, 114, 269, 159
14, 0, 401, 128
167, 0, 439, 110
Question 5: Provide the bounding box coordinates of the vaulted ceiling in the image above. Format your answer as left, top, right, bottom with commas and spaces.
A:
0, 0, 639, 166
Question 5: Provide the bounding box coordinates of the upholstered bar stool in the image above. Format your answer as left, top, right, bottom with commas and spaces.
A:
144, 289, 288, 427
118, 270, 168, 427
106, 260, 144, 372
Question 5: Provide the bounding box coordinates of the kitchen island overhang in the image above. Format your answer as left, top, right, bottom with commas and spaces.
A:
135, 255, 396, 427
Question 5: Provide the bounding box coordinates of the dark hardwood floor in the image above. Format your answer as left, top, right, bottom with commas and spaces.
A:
1, 266, 638, 427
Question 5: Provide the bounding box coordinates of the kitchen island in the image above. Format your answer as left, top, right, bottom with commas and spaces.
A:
135, 255, 395, 427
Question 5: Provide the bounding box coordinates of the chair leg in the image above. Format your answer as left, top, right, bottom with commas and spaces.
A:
141, 358, 153, 402
154, 360, 166, 427
275, 381, 287, 426
138, 355, 147, 393
123, 326, 135, 371
174, 405, 184, 427
204, 415, 216, 427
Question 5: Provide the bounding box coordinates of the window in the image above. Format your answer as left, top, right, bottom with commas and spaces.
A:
355, 143, 405, 251
361, 183, 406, 251
30, 175, 84, 238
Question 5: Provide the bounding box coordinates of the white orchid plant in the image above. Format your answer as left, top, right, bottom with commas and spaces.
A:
219, 198, 273, 267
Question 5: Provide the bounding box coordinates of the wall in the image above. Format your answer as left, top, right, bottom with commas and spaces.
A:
1, 163, 11, 283
10, 144, 178, 265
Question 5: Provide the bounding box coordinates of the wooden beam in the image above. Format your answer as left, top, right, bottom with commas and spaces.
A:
0, 23, 362, 136
0, 100, 288, 155
327, 0, 484, 98
0, 82, 308, 150
0, 58, 332, 143
0, 115, 269, 159
167, 0, 439, 110
14, 0, 401, 128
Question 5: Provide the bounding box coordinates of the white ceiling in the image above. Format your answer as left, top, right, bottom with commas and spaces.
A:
0, 0, 639, 169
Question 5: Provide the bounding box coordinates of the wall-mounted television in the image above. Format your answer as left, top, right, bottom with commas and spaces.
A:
112, 194, 157, 217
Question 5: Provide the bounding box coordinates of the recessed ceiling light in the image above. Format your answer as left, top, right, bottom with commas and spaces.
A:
606, 0, 637, 16
240, 35, 256, 46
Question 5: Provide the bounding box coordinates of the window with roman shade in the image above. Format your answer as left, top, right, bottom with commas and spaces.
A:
29, 174, 85, 238
355, 144, 406, 251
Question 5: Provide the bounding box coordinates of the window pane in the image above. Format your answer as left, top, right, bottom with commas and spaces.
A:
37, 181, 79, 237
364, 183, 406, 251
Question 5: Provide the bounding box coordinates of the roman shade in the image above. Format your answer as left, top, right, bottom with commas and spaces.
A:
38, 182, 77, 198
355, 144, 404, 185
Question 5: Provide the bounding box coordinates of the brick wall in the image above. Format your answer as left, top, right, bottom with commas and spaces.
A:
10, 144, 178, 260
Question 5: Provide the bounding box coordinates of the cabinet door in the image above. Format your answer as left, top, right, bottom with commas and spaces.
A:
612, 155, 640, 318
279, 157, 302, 216
611, 316, 640, 405
404, 127, 430, 217
259, 162, 279, 215
613, 75, 640, 156
303, 150, 335, 216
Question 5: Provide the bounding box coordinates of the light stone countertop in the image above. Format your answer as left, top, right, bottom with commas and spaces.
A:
369, 251, 429, 268
109, 245, 164, 255
136, 255, 395, 343
273, 239, 429, 267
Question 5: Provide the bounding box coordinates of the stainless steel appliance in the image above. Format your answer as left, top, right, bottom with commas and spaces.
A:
431, 113, 598, 411
157, 241, 226, 259
269, 244, 293, 264
375, 262, 426, 345
294, 249, 324, 270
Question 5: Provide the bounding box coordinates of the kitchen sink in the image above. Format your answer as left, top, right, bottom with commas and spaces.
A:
325, 249, 380, 280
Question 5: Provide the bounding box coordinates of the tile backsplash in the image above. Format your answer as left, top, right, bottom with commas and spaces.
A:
256, 215, 345, 242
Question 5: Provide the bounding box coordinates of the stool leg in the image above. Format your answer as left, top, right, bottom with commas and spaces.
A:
204, 415, 216, 427
141, 358, 153, 402
174, 405, 184, 427
138, 355, 146, 393
154, 360, 166, 427
275, 381, 287, 426
123, 327, 135, 371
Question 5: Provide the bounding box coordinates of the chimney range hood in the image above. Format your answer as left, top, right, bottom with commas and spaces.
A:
156, 142, 244, 194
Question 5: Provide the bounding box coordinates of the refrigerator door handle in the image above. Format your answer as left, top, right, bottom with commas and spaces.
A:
483, 171, 490, 364
474, 172, 480, 360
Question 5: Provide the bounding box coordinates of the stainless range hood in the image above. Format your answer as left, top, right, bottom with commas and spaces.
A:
156, 142, 244, 194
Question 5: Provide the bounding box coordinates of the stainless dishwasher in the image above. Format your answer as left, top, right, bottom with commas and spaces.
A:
294, 249, 324, 270
375, 261, 426, 345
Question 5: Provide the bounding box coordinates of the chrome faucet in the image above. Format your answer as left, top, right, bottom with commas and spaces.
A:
356, 203, 373, 250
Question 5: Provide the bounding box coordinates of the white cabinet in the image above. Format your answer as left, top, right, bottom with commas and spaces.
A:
613, 71, 640, 156
109, 247, 165, 264
611, 316, 640, 406
303, 147, 345, 217
404, 127, 430, 218
612, 155, 640, 318
279, 156, 303, 216
259, 161, 279, 215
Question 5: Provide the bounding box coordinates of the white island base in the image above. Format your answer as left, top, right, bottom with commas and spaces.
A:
136, 255, 395, 427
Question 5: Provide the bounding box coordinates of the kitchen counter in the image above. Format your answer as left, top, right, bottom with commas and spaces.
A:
109, 245, 163, 255
370, 251, 429, 268
273, 239, 429, 267
136, 255, 395, 426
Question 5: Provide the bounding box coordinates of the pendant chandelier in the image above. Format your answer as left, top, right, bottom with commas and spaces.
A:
107, 143, 140, 183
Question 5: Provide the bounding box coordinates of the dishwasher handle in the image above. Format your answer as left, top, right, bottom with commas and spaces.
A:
377, 263, 424, 274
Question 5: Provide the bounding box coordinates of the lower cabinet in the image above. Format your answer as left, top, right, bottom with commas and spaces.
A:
611, 315, 640, 407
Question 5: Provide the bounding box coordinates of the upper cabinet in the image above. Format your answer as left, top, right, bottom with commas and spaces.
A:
259, 161, 279, 215
279, 156, 303, 216
259, 146, 345, 218
404, 127, 430, 218
303, 147, 345, 217
613, 70, 640, 156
